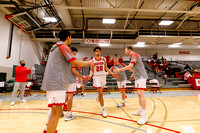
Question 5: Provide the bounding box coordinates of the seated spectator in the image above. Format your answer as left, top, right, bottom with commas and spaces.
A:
153, 63, 159, 73
114, 54, 118, 59
184, 64, 191, 71
161, 56, 164, 63
184, 70, 192, 83
153, 53, 158, 60
192, 70, 199, 77
106, 54, 110, 61
163, 59, 168, 67
147, 56, 152, 63
118, 56, 123, 63
190, 66, 196, 75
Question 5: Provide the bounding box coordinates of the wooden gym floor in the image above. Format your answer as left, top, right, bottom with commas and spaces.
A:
0, 90, 200, 133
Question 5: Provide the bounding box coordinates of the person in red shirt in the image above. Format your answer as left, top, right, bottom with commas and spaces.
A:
10, 60, 33, 106
118, 56, 123, 63
192, 70, 199, 77
105, 54, 110, 61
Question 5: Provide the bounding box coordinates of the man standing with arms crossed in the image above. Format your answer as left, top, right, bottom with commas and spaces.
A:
87, 46, 118, 118
114, 46, 148, 125
42, 30, 93, 133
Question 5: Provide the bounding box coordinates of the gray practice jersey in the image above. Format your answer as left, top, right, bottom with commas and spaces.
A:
42, 41, 76, 91
111, 63, 126, 82
130, 52, 148, 80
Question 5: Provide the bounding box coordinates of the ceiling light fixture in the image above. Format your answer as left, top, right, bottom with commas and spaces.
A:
134, 42, 146, 47
102, 19, 116, 24
43, 17, 57, 22
159, 20, 174, 26
168, 42, 182, 48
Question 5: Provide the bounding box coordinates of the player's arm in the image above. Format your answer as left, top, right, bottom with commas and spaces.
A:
104, 58, 118, 78
59, 44, 94, 67
72, 67, 83, 78
121, 63, 133, 72
114, 63, 134, 73
70, 60, 93, 67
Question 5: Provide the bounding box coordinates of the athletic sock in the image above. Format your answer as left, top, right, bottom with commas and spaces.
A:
45, 108, 52, 130
101, 106, 105, 110
122, 100, 125, 103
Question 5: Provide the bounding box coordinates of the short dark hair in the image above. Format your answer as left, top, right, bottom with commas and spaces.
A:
126, 46, 133, 51
59, 30, 71, 41
20, 60, 24, 63
94, 46, 101, 52
70, 47, 78, 52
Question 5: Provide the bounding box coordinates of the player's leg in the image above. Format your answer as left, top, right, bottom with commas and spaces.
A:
44, 90, 65, 133
93, 76, 107, 118
65, 83, 77, 121
81, 85, 84, 95
117, 80, 126, 107
133, 79, 148, 124
10, 82, 20, 106
47, 106, 62, 133
19, 83, 26, 103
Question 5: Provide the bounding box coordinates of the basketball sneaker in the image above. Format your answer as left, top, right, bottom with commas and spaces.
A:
10, 101, 15, 106
132, 110, 141, 116
102, 109, 107, 118
43, 129, 58, 133
20, 99, 27, 103
137, 113, 148, 125
117, 103, 125, 108
64, 113, 77, 121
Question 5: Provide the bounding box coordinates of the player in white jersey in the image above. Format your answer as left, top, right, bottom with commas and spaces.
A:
87, 46, 118, 118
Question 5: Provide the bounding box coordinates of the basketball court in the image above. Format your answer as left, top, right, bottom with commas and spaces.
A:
1, 90, 200, 133
0, 0, 200, 133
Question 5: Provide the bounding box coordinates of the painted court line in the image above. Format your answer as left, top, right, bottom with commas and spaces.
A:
0, 108, 181, 133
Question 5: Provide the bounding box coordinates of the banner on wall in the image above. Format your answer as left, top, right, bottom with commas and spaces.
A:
179, 51, 190, 54
85, 39, 110, 44
195, 79, 200, 86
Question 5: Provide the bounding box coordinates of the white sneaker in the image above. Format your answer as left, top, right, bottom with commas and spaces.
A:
10, 101, 15, 106
132, 110, 141, 116
137, 114, 148, 125
20, 99, 27, 103
102, 109, 107, 118
64, 114, 77, 121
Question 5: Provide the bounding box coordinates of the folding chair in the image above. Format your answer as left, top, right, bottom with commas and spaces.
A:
149, 79, 161, 93
17, 82, 33, 97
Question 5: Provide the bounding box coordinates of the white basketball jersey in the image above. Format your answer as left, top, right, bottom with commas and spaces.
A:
93, 56, 106, 76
